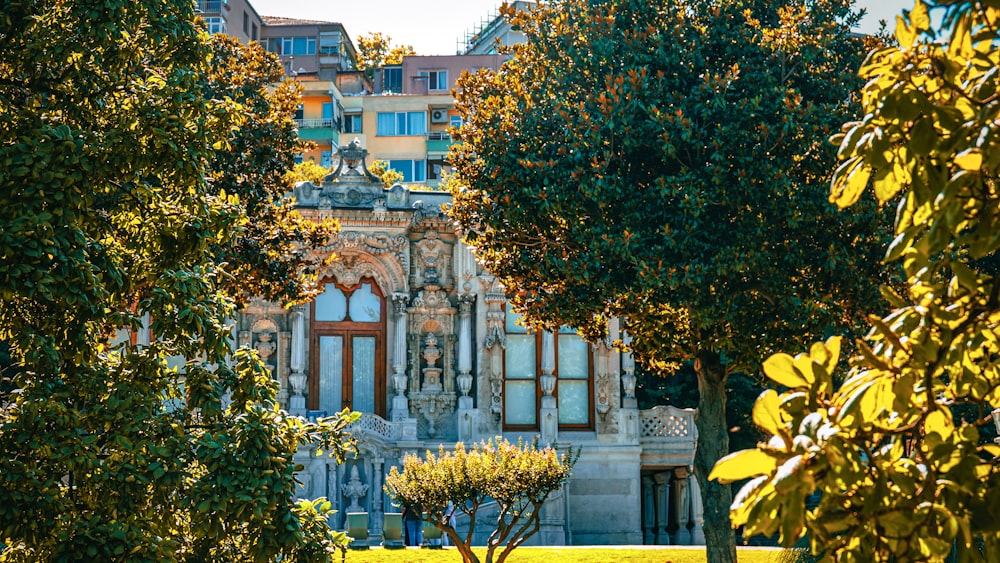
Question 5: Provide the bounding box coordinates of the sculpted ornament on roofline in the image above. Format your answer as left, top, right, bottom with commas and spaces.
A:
321, 232, 409, 267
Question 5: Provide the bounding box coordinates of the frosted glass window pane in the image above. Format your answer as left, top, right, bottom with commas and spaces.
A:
315, 284, 347, 322
558, 334, 589, 378
319, 336, 343, 414
352, 336, 375, 413
505, 306, 528, 333
505, 381, 536, 425
558, 380, 589, 424
349, 282, 380, 322
505, 335, 536, 379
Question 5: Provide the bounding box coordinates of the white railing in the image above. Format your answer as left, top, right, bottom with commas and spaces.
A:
426, 131, 453, 141
348, 412, 400, 441
197, 0, 223, 12
295, 118, 334, 129
639, 405, 696, 440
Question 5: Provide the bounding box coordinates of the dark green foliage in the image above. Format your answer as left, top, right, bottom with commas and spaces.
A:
0, 1, 352, 560
448, 1, 891, 561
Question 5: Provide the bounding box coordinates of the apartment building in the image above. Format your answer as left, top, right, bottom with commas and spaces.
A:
197, 0, 264, 43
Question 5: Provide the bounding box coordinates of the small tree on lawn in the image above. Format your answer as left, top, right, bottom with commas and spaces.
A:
384, 437, 577, 563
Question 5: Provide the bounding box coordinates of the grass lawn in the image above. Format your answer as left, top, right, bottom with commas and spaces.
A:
341, 546, 787, 563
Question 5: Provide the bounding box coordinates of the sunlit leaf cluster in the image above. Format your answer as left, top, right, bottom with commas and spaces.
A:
719, 2, 1000, 561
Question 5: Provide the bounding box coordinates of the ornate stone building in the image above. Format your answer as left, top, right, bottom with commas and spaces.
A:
236, 141, 704, 545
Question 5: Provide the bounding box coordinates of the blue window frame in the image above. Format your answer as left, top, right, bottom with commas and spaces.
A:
376, 111, 426, 136
388, 160, 426, 183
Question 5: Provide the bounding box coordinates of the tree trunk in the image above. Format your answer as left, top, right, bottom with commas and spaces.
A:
694, 350, 737, 563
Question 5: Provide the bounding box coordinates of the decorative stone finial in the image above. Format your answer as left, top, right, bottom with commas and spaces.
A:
324, 138, 380, 183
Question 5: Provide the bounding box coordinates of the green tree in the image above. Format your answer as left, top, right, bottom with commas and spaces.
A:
0, 1, 354, 560
713, 2, 1000, 561
355, 32, 416, 81
447, 1, 891, 561
384, 437, 578, 563
204, 34, 338, 308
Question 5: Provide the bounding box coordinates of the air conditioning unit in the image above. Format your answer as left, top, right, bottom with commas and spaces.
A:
430, 109, 449, 123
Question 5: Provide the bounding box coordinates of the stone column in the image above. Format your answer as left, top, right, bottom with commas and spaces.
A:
641, 475, 656, 544
539, 330, 557, 443
371, 457, 385, 544
327, 463, 340, 528
391, 293, 410, 421
288, 306, 307, 415
689, 474, 705, 544
673, 467, 692, 545
137, 313, 151, 347
456, 295, 475, 408
457, 295, 477, 441
653, 472, 671, 545
278, 330, 291, 405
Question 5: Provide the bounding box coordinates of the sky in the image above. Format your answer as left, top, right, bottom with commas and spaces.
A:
247, 0, 915, 56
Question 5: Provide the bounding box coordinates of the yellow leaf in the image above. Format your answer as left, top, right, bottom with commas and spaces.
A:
709, 449, 780, 484
830, 156, 870, 209
924, 409, 954, 438
752, 389, 783, 436
763, 353, 809, 388
895, 15, 915, 46
954, 149, 982, 171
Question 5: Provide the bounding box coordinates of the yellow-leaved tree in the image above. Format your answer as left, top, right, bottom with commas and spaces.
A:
713, 2, 1000, 561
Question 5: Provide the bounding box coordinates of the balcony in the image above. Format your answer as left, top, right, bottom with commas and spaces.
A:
197, 0, 224, 13
296, 118, 334, 129
295, 118, 336, 144
638, 405, 697, 467
426, 131, 455, 153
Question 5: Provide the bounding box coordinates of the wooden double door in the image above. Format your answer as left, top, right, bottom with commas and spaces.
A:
309, 279, 386, 417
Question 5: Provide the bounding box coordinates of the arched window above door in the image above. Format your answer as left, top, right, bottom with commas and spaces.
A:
314, 281, 382, 323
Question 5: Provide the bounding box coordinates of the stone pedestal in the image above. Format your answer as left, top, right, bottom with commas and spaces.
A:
458, 407, 478, 441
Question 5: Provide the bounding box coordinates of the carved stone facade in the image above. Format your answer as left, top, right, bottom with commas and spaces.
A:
237, 143, 701, 545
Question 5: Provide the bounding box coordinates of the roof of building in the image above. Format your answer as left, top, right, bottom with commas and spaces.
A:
261, 16, 339, 26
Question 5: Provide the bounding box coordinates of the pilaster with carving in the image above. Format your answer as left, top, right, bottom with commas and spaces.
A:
288, 306, 307, 415
595, 334, 620, 435
407, 275, 458, 438
621, 331, 638, 409
539, 330, 557, 443
482, 280, 506, 425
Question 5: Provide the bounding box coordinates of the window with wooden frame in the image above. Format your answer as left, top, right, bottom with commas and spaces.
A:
309, 278, 386, 417
503, 305, 593, 430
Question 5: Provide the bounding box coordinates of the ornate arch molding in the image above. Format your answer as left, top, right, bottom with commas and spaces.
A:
316, 231, 409, 294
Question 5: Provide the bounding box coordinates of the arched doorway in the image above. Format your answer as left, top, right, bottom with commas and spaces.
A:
309, 278, 387, 417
